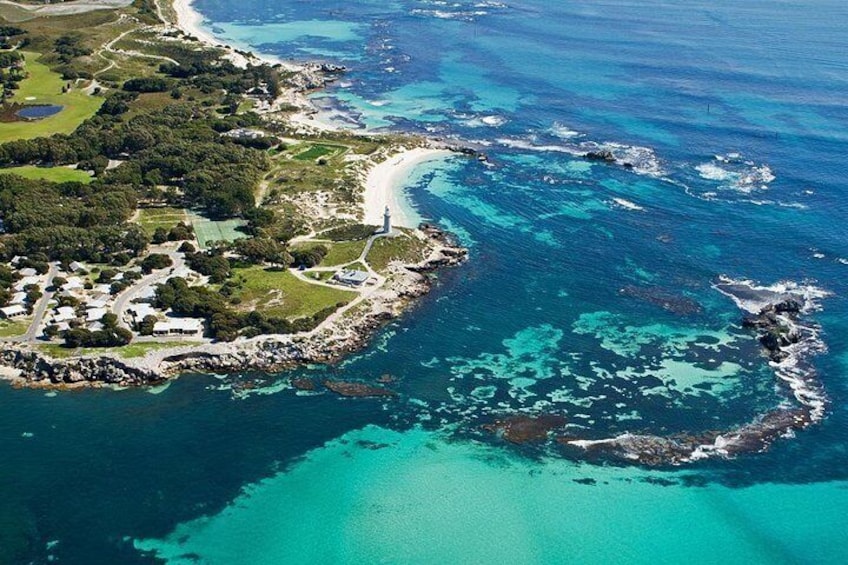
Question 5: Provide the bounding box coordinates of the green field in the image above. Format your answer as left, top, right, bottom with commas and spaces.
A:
39, 341, 202, 359
291, 239, 366, 267
322, 240, 367, 266
187, 210, 248, 248
0, 165, 93, 184
0, 52, 103, 142
0, 318, 29, 338
136, 207, 188, 236
229, 266, 355, 319
293, 144, 345, 161
366, 233, 428, 272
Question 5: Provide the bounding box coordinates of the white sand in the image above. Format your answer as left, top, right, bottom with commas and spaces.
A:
363, 148, 453, 228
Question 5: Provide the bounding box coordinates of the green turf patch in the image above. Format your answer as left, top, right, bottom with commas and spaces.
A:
0, 52, 103, 142
0, 319, 29, 338
187, 210, 248, 249
0, 165, 93, 184
38, 341, 203, 359
366, 234, 428, 272
136, 207, 188, 236
291, 239, 366, 267
293, 144, 344, 161
321, 240, 367, 266
228, 266, 355, 319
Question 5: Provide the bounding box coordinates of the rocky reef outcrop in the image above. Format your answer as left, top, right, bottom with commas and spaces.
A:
561, 289, 828, 466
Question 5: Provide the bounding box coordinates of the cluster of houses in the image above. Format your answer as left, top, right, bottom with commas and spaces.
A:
0, 259, 50, 320
0, 254, 206, 341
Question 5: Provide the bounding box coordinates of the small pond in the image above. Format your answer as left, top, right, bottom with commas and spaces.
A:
16, 105, 64, 119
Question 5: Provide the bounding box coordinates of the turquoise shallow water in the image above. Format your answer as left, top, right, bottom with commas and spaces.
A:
136, 426, 848, 564
3, 0, 848, 562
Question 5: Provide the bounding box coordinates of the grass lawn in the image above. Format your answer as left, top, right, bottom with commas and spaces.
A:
136, 207, 187, 236
0, 165, 93, 184
229, 266, 355, 319
187, 210, 247, 248
0, 52, 103, 142
293, 143, 345, 161
116, 341, 203, 358
321, 240, 367, 266
366, 234, 429, 272
0, 319, 30, 338
39, 341, 202, 359
291, 239, 366, 267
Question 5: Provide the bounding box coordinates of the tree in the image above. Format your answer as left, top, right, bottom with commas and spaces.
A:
138, 314, 157, 336
233, 237, 291, 265
152, 227, 168, 244
140, 253, 173, 274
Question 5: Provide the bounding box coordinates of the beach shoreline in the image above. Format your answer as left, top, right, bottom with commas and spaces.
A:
363, 147, 454, 228
170, 0, 457, 228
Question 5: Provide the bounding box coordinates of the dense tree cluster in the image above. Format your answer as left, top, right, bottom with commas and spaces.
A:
140, 253, 173, 274
290, 245, 328, 268
0, 263, 20, 306
62, 312, 133, 348
233, 237, 291, 265
0, 174, 146, 262
0, 50, 24, 96
122, 77, 173, 93
54, 34, 92, 64
152, 222, 194, 244
184, 251, 231, 283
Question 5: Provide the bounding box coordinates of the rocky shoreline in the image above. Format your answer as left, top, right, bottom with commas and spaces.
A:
0, 227, 466, 388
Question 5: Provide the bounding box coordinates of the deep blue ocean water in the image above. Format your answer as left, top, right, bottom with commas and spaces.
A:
3, 1, 848, 562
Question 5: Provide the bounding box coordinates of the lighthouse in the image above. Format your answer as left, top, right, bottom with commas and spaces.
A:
382, 206, 392, 235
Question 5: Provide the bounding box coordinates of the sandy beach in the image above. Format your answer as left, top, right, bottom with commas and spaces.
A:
363, 148, 453, 228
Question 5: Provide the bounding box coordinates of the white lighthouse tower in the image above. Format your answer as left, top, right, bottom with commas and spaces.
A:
382, 206, 392, 235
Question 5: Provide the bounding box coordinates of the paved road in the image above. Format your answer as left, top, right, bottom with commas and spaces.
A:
22, 263, 58, 343
111, 248, 184, 329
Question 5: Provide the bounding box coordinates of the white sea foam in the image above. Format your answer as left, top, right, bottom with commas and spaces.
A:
714, 276, 830, 422
550, 121, 581, 139
609, 197, 644, 211
696, 155, 775, 193
481, 115, 507, 126
496, 137, 664, 177
713, 275, 829, 315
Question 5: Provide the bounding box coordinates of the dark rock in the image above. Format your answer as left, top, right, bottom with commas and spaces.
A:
323, 380, 396, 398
584, 149, 616, 162
483, 414, 567, 444
290, 377, 316, 391
620, 285, 702, 316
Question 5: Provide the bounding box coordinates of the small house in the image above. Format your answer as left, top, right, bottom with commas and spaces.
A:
333, 270, 369, 287
152, 318, 203, 337
52, 306, 77, 324
0, 305, 27, 319
86, 307, 109, 323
